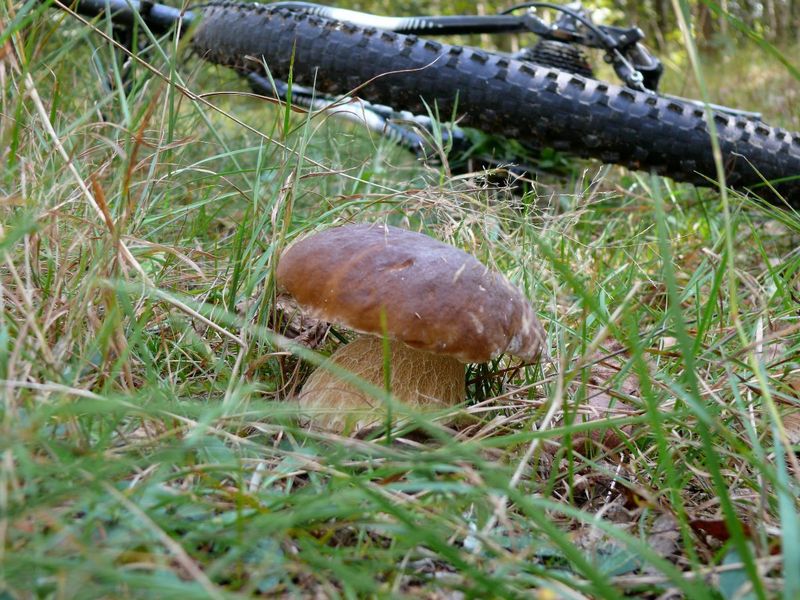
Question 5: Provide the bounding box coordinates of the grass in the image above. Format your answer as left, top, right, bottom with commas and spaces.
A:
2, 1, 800, 598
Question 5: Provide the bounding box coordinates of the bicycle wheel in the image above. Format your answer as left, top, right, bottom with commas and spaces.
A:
191, 1, 800, 206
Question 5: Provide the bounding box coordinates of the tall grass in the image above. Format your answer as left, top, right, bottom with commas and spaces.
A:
1, 1, 799, 597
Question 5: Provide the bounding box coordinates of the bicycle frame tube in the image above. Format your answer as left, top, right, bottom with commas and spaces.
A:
66, 0, 537, 36
67, 0, 193, 33
269, 2, 531, 34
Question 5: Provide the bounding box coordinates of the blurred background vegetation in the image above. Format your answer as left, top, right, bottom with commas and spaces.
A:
329, 0, 800, 47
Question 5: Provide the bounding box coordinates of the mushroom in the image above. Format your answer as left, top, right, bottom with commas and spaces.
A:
276, 223, 546, 433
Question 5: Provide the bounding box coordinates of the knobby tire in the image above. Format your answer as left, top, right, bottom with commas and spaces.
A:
191, 1, 800, 205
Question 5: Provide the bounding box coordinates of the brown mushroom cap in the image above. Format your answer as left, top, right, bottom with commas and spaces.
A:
276, 223, 546, 363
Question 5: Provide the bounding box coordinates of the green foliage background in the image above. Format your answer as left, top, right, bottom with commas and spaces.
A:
317, 0, 800, 46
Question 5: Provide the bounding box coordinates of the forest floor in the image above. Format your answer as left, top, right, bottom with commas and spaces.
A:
1, 6, 799, 599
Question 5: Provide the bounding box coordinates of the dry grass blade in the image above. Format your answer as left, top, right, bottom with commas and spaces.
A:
23, 73, 149, 281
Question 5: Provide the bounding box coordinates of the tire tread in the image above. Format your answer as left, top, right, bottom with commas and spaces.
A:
191, 0, 800, 204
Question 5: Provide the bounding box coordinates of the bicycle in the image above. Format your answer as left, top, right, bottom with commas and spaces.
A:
47, 0, 800, 206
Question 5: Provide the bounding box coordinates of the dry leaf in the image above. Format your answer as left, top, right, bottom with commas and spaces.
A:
781, 409, 800, 445
562, 342, 640, 454
645, 512, 681, 566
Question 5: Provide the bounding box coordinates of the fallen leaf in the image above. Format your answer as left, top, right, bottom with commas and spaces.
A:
644, 512, 681, 570
690, 518, 754, 544
719, 548, 758, 600
782, 409, 800, 446
563, 341, 640, 454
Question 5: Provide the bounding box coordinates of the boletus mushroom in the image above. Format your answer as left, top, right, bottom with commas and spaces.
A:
276, 223, 546, 432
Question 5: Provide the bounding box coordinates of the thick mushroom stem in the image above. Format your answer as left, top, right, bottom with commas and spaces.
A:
298, 336, 465, 433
